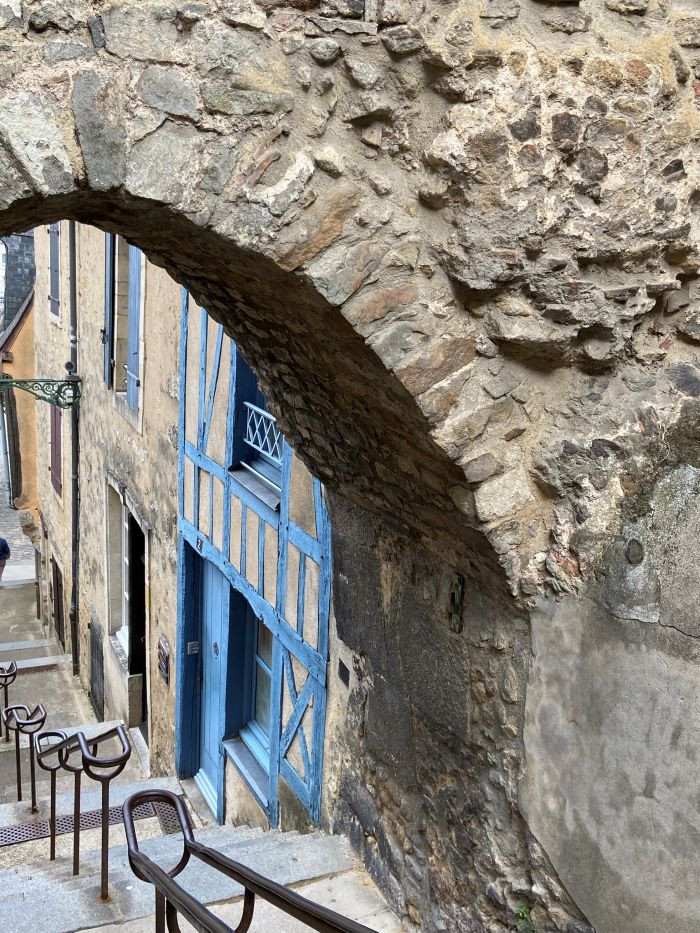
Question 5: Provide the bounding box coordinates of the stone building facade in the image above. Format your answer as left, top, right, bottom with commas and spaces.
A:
0, 289, 37, 521
1, 1, 700, 932
33, 223, 181, 744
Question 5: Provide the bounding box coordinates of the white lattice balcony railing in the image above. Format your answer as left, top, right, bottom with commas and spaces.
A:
243, 402, 283, 465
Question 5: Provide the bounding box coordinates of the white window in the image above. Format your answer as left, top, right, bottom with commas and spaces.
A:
106, 484, 146, 658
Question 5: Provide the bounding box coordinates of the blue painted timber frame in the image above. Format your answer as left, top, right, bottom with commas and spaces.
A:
175, 290, 331, 827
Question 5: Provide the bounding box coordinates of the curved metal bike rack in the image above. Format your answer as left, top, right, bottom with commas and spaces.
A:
77, 725, 131, 901
2, 703, 47, 811
0, 661, 18, 742
34, 729, 67, 860
37, 723, 132, 898
123, 788, 376, 933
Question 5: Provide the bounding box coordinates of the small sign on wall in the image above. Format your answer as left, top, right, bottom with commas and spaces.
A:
158, 636, 171, 686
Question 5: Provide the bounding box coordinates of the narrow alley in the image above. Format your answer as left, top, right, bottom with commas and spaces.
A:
0, 433, 401, 932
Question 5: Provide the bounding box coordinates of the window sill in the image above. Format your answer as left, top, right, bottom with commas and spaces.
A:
109, 633, 129, 675
114, 391, 142, 434
223, 736, 269, 812
229, 467, 280, 511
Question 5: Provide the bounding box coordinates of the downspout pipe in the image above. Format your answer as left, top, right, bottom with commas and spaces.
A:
0, 396, 11, 507
68, 221, 80, 677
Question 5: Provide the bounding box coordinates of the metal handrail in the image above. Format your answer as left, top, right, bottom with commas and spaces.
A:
123, 789, 377, 933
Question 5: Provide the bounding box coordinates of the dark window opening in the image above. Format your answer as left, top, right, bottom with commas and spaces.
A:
50, 405, 62, 495
228, 350, 283, 510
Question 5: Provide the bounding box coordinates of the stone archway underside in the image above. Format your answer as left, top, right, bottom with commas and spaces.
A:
0, 1, 698, 602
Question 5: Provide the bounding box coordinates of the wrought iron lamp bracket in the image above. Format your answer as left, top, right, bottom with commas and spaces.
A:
0, 363, 81, 410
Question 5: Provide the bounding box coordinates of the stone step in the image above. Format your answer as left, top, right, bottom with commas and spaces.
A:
0, 775, 185, 832
0, 637, 60, 660
9, 653, 72, 673
0, 718, 124, 754
0, 827, 356, 932
0, 820, 268, 889
82, 869, 406, 933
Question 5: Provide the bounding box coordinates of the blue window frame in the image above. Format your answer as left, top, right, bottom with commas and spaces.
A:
240, 617, 273, 770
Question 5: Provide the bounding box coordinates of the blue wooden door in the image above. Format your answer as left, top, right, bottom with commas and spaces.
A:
195, 559, 227, 821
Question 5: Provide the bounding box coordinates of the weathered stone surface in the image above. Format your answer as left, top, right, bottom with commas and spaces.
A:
480, 0, 520, 26
43, 37, 93, 62
28, 0, 91, 31
344, 56, 379, 88
0, 146, 31, 209
313, 145, 345, 176
273, 183, 361, 270
345, 92, 395, 123
307, 240, 388, 306
378, 0, 412, 25
474, 466, 533, 522
219, 0, 268, 29
0, 0, 21, 28
675, 16, 700, 48
321, 0, 364, 17
308, 37, 342, 63
202, 81, 295, 115
308, 15, 377, 35
524, 461, 700, 933
605, 0, 647, 12
381, 25, 424, 54
396, 336, 476, 396
540, 7, 590, 33
102, 2, 189, 63
72, 72, 127, 191
0, 5, 699, 933
340, 281, 419, 332
251, 150, 315, 216
137, 66, 201, 120
462, 451, 503, 484
0, 92, 74, 195
126, 120, 204, 204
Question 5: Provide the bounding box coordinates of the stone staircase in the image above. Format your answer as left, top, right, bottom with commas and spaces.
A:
0, 738, 403, 933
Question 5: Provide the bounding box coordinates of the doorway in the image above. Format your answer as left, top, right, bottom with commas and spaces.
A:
127, 515, 148, 745
50, 557, 64, 649
194, 557, 230, 822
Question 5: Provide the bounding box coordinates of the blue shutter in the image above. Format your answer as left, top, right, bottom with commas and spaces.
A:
126, 245, 141, 411
103, 233, 115, 387
48, 224, 60, 316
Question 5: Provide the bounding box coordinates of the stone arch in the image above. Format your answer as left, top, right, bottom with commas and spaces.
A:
0, 2, 509, 585
1, 2, 698, 603
2, 3, 700, 932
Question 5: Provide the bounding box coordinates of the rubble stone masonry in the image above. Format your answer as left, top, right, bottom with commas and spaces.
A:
1, 1, 699, 931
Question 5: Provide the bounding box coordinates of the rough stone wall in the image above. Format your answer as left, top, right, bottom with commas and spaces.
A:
2, 2, 700, 932
1, 231, 34, 329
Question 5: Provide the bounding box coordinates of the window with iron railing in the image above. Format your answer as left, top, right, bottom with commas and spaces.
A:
229, 350, 284, 510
